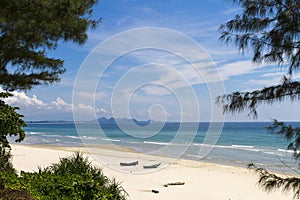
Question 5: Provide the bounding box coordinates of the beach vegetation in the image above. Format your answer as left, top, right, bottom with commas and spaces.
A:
217, 0, 300, 198
0, 92, 26, 173
0, 152, 127, 200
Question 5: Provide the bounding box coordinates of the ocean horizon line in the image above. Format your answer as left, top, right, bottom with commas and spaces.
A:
25, 117, 300, 124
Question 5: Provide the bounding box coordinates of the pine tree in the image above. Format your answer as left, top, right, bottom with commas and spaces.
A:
0, 0, 100, 91
217, 0, 300, 198
0, 0, 99, 172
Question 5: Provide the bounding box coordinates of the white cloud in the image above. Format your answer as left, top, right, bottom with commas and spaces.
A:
50, 97, 72, 112
142, 85, 171, 96
3, 90, 106, 117
5, 92, 44, 108
218, 60, 258, 80
261, 72, 285, 77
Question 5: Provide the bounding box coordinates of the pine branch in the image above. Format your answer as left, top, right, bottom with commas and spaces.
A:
216, 78, 300, 118
267, 120, 300, 160
248, 163, 300, 199
0, 0, 99, 91
220, 0, 300, 75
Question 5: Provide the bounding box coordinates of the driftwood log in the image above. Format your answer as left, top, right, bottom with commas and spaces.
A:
151, 189, 159, 194
163, 182, 185, 187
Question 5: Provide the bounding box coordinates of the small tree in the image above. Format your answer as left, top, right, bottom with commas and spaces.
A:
0, 92, 26, 173
217, 0, 300, 198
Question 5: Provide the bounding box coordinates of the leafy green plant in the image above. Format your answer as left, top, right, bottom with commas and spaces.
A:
0, 92, 26, 174
0, 152, 127, 200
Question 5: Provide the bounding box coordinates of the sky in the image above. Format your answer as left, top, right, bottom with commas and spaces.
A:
4, 0, 300, 122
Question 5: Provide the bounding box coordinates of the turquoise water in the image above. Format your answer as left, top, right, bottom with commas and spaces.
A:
16, 121, 300, 174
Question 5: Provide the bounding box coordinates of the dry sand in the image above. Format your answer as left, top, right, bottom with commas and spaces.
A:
11, 144, 293, 200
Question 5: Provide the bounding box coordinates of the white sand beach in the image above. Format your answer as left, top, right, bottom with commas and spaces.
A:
11, 144, 293, 200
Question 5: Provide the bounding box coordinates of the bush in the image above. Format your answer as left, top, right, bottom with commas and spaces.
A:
0, 147, 15, 174
0, 92, 26, 174
0, 152, 127, 200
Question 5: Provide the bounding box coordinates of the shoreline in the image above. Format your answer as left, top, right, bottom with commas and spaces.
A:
10, 144, 294, 200
28, 143, 298, 176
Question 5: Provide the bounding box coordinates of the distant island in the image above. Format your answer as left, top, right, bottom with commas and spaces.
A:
26, 117, 156, 126
26, 120, 73, 124
97, 117, 152, 125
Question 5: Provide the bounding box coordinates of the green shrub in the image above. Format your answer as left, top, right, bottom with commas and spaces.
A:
0, 152, 127, 200
0, 147, 15, 174
0, 92, 26, 175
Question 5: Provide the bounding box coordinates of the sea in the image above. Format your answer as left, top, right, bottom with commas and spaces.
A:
12, 121, 300, 175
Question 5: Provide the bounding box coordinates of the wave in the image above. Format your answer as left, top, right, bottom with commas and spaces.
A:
122, 141, 142, 145
40, 134, 81, 140
81, 136, 98, 140
230, 145, 260, 152
193, 143, 262, 152
186, 154, 202, 159
65, 135, 80, 139
263, 151, 277, 155
204, 145, 298, 155
100, 138, 121, 142
41, 139, 51, 143
231, 145, 254, 149
277, 149, 296, 154
42, 134, 64, 137
193, 143, 229, 149
27, 132, 42, 135
143, 141, 173, 146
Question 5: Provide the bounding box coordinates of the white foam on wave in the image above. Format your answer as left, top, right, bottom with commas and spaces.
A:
101, 138, 121, 142
65, 135, 80, 139
193, 143, 261, 152
143, 141, 172, 146
27, 132, 42, 135
42, 134, 63, 137
277, 149, 295, 153
230, 145, 260, 152
186, 154, 202, 158
263, 151, 276, 155
81, 136, 98, 140
231, 145, 254, 149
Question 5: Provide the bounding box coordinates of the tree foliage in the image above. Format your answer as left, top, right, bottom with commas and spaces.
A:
0, 0, 100, 91
219, 0, 300, 75
0, 0, 100, 170
248, 163, 300, 199
216, 77, 300, 118
247, 119, 300, 199
0, 92, 26, 172
218, 0, 300, 198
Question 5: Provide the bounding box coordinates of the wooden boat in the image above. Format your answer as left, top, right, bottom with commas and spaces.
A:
120, 161, 138, 166
143, 163, 161, 169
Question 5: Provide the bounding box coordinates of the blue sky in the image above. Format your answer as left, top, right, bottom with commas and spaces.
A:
4, 0, 300, 122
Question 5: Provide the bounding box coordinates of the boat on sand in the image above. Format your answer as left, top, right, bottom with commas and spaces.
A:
143, 163, 161, 169
120, 161, 138, 166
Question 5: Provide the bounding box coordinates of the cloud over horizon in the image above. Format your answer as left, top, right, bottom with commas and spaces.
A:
1, 89, 107, 121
